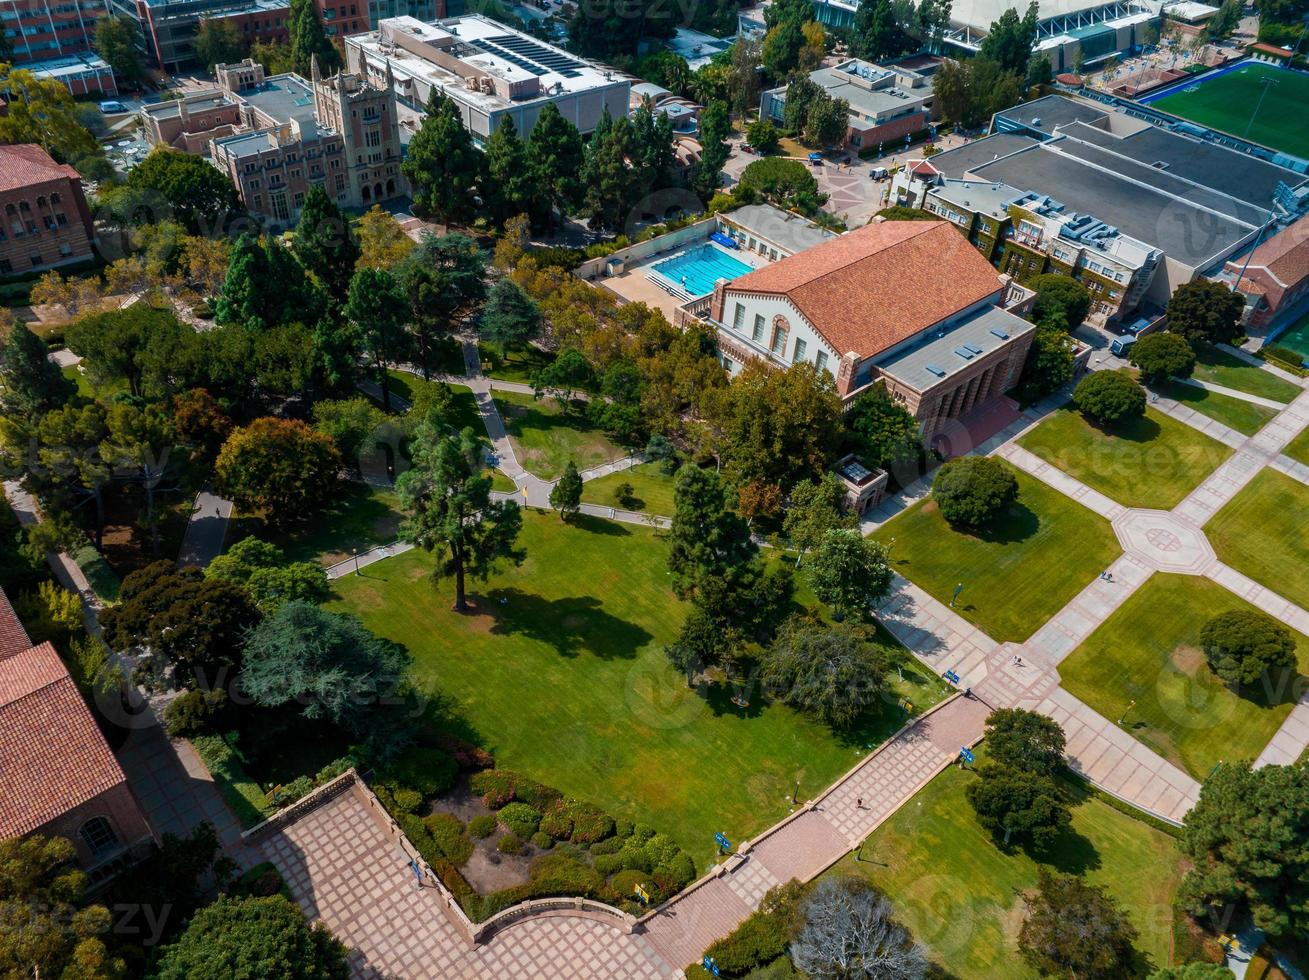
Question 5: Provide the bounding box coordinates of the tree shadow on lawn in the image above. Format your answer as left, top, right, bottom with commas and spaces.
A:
566, 513, 632, 537
1086, 411, 1164, 444
966, 501, 1041, 546
481, 587, 653, 659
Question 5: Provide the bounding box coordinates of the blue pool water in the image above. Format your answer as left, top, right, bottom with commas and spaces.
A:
650, 244, 753, 297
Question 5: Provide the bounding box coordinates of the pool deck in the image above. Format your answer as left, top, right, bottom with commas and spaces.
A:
593, 242, 771, 321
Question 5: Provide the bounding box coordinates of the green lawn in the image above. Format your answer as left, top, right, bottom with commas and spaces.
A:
233, 482, 405, 567
494, 389, 627, 480
1284, 427, 1309, 468
1150, 62, 1309, 159
1060, 574, 1309, 779
478, 344, 554, 385
1017, 406, 1231, 509
870, 471, 1121, 642
1149, 378, 1277, 436
1191, 344, 1300, 403
385, 371, 482, 433
330, 512, 946, 865
833, 747, 1185, 979
1207, 468, 1309, 612
581, 462, 679, 515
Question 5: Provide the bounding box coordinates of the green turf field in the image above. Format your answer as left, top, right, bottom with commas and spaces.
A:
1150, 62, 1309, 159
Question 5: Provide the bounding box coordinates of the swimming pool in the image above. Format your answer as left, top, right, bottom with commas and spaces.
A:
1270, 310, 1309, 366
650, 244, 753, 297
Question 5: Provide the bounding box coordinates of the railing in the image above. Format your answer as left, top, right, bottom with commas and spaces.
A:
240, 769, 358, 840
473, 897, 635, 943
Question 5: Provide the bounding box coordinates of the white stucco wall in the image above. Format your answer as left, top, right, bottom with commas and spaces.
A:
718, 292, 840, 378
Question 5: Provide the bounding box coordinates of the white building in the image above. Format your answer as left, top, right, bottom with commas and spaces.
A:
344, 14, 631, 141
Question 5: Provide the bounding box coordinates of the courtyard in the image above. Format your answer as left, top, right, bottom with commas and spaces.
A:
494, 390, 630, 480
1206, 468, 1309, 612
329, 510, 945, 864
1059, 574, 1308, 779
1016, 405, 1231, 509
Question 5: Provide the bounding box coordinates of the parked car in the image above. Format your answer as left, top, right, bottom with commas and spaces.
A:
99, 100, 128, 114
870, 166, 889, 180
808, 152, 823, 165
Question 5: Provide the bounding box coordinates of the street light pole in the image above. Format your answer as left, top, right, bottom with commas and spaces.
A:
1118, 699, 1136, 726
1242, 76, 1279, 139
353, 548, 360, 576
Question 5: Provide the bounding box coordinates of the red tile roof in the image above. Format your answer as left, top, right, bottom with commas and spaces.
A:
723, 221, 1004, 359
0, 144, 83, 195
1242, 214, 1309, 288
0, 591, 129, 838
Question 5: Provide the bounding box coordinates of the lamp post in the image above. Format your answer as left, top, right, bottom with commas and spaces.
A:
950, 582, 964, 607
353, 548, 360, 576
1118, 699, 1135, 726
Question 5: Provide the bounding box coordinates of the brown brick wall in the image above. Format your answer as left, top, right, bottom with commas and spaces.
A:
36, 783, 155, 870
0, 176, 95, 275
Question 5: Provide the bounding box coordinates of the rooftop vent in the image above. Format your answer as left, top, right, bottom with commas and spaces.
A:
954, 346, 974, 359
963, 342, 983, 354
926, 364, 947, 377
989, 327, 1009, 340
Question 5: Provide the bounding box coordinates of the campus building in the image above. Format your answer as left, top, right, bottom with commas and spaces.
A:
889, 95, 1309, 324
759, 58, 936, 154
695, 219, 1037, 438
0, 589, 155, 872
0, 0, 106, 71
0, 144, 97, 275
344, 14, 630, 141
1221, 214, 1309, 331
143, 57, 406, 223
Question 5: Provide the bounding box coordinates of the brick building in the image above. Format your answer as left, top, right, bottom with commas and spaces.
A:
0, 589, 154, 871
699, 220, 1036, 438
202, 57, 406, 224
0, 144, 97, 275
1225, 214, 1309, 331
0, 0, 106, 69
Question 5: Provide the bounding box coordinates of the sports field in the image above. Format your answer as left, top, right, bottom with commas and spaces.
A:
1150, 62, 1309, 159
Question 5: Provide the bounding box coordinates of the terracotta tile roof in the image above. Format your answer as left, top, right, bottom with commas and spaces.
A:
0, 592, 128, 838
0, 590, 31, 658
0, 144, 83, 194
723, 221, 1004, 359
1242, 214, 1309, 287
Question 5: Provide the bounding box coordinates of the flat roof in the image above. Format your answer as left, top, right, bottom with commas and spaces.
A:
993, 94, 1108, 136
141, 90, 234, 121
212, 129, 280, 157
931, 178, 1021, 219
352, 15, 622, 114
926, 133, 1040, 178
234, 73, 319, 133
1058, 121, 1307, 208
877, 305, 1035, 391
971, 143, 1258, 267
724, 203, 837, 254
1164, 1, 1218, 19
24, 53, 112, 78
809, 61, 931, 121
948, 0, 1141, 32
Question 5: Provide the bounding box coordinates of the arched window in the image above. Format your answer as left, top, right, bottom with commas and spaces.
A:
79, 816, 119, 858
361, 184, 372, 201
374, 182, 383, 201
770, 315, 789, 355
385, 177, 395, 196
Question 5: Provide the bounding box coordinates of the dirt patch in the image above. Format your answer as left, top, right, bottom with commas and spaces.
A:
1170, 644, 1206, 675
428, 778, 538, 894
921, 500, 940, 517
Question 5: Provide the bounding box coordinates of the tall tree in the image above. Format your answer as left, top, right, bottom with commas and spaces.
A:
549, 460, 582, 521
808, 530, 892, 621
402, 91, 484, 225
784, 473, 854, 564
95, 15, 145, 86
126, 147, 238, 235
792, 877, 928, 980
480, 279, 541, 357
356, 205, 415, 269
396, 421, 524, 612
696, 101, 732, 200
763, 620, 891, 727
294, 184, 360, 303
215, 418, 341, 526
667, 465, 758, 609
397, 232, 486, 379
726, 38, 765, 119
852, 0, 910, 62
982, 708, 1067, 777
967, 765, 1071, 851
1019, 870, 1140, 978
527, 103, 585, 223
0, 66, 100, 165
846, 383, 922, 474
980, 1, 1040, 75
763, 18, 806, 79
579, 111, 637, 234
1179, 759, 1309, 940
345, 266, 409, 412
483, 116, 539, 225
0, 322, 72, 416
1166, 280, 1245, 346
64, 304, 191, 399
288, 0, 339, 76
193, 17, 246, 71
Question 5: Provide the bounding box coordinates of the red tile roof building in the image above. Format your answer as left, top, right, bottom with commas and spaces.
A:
0, 589, 153, 869
704, 220, 1037, 439
1225, 214, 1309, 330
0, 144, 96, 276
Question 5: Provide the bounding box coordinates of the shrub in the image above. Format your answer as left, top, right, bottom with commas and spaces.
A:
614, 819, 634, 841
248, 867, 283, 897
704, 907, 791, 976
1263, 344, 1304, 369
467, 814, 497, 839
389, 788, 424, 814
594, 853, 625, 875
539, 799, 574, 840
424, 812, 473, 865
513, 777, 561, 811
568, 802, 615, 843
499, 802, 542, 838
314, 756, 355, 784
1073, 370, 1146, 423
470, 769, 517, 808
530, 831, 554, 850
932, 456, 1019, 528
431, 857, 478, 911
430, 732, 494, 770
611, 868, 656, 904
527, 853, 603, 895
382, 747, 458, 797
163, 689, 227, 737
1200, 608, 1297, 688
654, 852, 696, 892
497, 832, 525, 855
398, 813, 441, 868
275, 775, 315, 804
590, 837, 624, 856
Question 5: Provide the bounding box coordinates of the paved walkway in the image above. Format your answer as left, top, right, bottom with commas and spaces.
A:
176, 487, 233, 569
259, 695, 988, 979
1174, 375, 1292, 409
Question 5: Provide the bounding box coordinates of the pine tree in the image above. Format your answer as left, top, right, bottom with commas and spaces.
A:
579, 111, 636, 234
214, 232, 270, 327
549, 461, 582, 521
345, 267, 409, 412
479, 279, 541, 357
0, 321, 72, 415
293, 184, 360, 303
288, 0, 339, 77
263, 237, 326, 327
482, 116, 538, 225
401, 91, 485, 225
527, 103, 585, 224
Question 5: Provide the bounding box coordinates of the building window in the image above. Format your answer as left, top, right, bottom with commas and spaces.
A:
29, 254, 41, 267
79, 817, 119, 858
732, 304, 744, 329
59, 243, 72, 256
770, 315, 789, 354
793, 338, 807, 361
815, 350, 829, 375
752, 314, 764, 343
